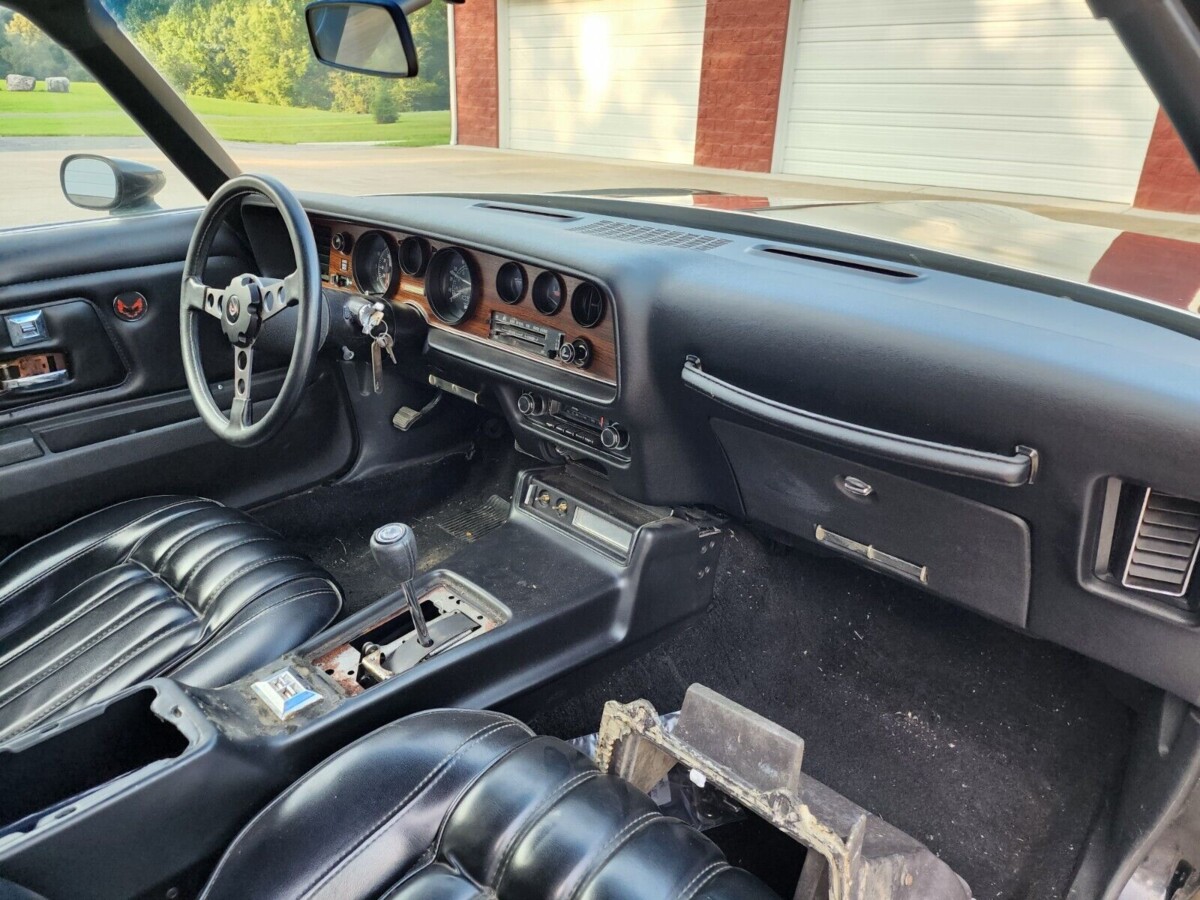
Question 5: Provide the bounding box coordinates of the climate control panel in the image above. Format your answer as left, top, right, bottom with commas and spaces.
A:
516, 391, 630, 460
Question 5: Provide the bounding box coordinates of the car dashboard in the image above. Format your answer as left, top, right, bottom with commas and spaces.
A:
245, 190, 1200, 707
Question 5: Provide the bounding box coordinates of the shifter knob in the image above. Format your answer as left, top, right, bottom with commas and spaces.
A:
371, 523, 418, 583
370, 522, 433, 649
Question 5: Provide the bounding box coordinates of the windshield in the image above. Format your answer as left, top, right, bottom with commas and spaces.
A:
23, 0, 1200, 316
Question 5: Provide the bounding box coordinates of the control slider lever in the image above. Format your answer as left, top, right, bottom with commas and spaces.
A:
370, 523, 433, 648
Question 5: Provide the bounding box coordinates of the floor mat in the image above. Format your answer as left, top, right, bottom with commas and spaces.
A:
437, 494, 510, 542
526, 525, 1133, 900
255, 439, 523, 615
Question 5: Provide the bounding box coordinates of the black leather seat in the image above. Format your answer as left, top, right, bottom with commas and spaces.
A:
200, 709, 781, 899
0, 495, 341, 742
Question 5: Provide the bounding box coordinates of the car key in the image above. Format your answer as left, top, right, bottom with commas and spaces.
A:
377, 329, 396, 365
369, 325, 396, 394
370, 334, 383, 393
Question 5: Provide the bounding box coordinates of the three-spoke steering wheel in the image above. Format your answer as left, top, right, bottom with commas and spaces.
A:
180, 174, 323, 448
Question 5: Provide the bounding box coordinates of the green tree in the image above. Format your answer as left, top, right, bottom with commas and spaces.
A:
399, 2, 448, 111
107, 0, 174, 30
327, 70, 374, 113
3, 14, 91, 80
224, 0, 311, 105
370, 79, 398, 124
136, 0, 237, 97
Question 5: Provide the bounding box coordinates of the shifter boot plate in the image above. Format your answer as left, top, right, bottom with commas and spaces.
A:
370, 611, 477, 677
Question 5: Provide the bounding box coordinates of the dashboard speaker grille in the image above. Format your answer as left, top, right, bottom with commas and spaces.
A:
1122, 489, 1200, 597
570, 220, 731, 251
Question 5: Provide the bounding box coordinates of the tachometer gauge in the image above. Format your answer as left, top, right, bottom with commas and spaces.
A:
351, 231, 398, 296
426, 248, 478, 324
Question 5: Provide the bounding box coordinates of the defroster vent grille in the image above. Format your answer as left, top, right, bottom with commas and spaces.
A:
570, 219, 731, 251
1122, 489, 1200, 597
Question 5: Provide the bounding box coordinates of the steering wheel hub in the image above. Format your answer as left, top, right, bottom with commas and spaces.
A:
221, 275, 264, 346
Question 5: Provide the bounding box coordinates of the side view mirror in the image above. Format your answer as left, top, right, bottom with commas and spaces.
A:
60, 154, 165, 213
306, 0, 421, 78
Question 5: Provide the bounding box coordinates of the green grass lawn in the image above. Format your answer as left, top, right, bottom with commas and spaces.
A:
0, 81, 450, 145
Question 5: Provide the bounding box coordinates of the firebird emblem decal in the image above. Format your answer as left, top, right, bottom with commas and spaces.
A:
226, 297, 241, 320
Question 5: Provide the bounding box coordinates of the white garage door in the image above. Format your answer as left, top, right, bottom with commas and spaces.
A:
504, 0, 706, 164
777, 0, 1161, 202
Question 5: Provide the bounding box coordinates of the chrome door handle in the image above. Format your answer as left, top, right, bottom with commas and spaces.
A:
0, 369, 69, 395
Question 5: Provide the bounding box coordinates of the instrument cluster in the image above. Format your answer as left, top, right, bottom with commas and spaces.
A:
318, 218, 618, 386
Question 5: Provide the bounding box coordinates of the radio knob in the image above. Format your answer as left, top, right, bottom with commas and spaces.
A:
600, 422, 629, 451
517, 392, 544, 416
571, 338, 592, 368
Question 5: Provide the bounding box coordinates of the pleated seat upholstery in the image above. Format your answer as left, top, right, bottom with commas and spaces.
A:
200, 709, 781, 900
0, 495, 341, 741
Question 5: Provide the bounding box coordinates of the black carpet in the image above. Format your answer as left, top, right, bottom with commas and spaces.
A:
255, 438, 522, 615
257, 446, 1132, 899
525, 526, 1133, 900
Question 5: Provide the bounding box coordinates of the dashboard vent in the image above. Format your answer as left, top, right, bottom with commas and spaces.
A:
1122, 489, 1200, 597
475, 203, 580, 221
570, 220, 731, 251
313, 222, 332, 273
757, 246, 918, 279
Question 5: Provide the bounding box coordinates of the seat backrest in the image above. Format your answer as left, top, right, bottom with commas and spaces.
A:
200, 708, 781, 900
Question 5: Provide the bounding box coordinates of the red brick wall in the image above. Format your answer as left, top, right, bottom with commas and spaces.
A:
693, 0, 791, 171
1135, 109, 1200, 214
454, 0, 499, 148
1091, 231, 1200, 311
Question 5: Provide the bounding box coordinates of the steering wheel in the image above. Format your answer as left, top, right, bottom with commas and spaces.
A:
180, 174, 322, 448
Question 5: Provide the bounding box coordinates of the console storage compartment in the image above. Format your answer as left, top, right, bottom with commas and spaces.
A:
0, 687, 190, 837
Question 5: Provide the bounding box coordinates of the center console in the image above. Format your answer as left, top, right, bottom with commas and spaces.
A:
0, 465, 724, 900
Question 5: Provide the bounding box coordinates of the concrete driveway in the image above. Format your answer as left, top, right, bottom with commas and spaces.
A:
4, 138, 1198, 241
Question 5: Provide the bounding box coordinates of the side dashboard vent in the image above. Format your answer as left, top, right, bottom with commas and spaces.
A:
1122, 489, 1200, 597
313, 222, 332, 273
570, 219, 731, 252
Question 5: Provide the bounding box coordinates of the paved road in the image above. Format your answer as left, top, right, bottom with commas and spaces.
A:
3, 138, 1197, 240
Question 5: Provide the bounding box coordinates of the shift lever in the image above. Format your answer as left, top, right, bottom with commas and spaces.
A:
370, 523, 433, 648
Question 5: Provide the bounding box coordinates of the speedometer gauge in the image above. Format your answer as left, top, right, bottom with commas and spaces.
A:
351, 231, 398, 296
426, 248, 478, 324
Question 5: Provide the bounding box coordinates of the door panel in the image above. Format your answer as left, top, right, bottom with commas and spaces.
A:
0, 299, 124, 411
0, 210, 355, 540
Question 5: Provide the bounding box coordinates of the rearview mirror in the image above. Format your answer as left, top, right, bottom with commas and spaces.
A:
305, 0, 420, 78
60, 154, 165, 213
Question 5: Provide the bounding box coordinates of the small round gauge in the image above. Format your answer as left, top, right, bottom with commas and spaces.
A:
426, 248, 479, 324
399, 236, 430, 277
570, 281, 606, 328
496, 262, 527, 304
532, 271, 566, 315
351, 231, 398, 296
